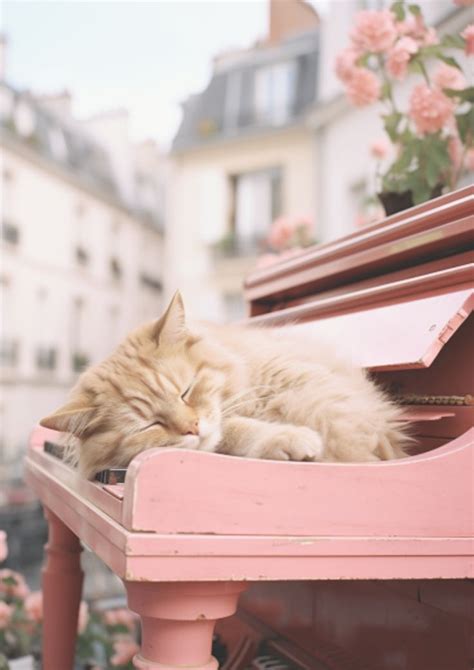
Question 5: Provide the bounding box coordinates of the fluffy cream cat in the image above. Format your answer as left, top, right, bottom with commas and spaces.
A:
40, 292, 409, 479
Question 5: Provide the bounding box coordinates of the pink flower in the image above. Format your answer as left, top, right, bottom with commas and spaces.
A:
448, 135, 463, 171
346, 67, 381, 106
103, 608, 136, 630
0, 531, 7, 563
351, 10, 397, 53
110, 638, 140, 666
454, 0, 474, 6
423, 27, 439, 46
433, 64, 467, 90
0, 569, 30, 600
370, 138, 390, 159
396, 15, 438, 46
466, 148, 474, 171
335, 47, 360, 83
409, 84, 454, 134
25, 591, 43, 622
461, 24, 474, 55
268, 216, 295, 250
77, 601, 89, 634
386, 36, 418, 80
0, 601, 12, 628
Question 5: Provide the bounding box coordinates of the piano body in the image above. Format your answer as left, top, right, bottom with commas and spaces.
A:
25, 187, 473, 670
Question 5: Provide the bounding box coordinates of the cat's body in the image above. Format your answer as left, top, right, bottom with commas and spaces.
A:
40, 293, 409, 479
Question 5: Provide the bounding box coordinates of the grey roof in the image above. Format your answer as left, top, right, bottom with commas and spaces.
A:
0, 81, 120, 201
172, 29, 319, 153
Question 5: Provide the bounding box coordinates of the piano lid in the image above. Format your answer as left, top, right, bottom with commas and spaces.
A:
277, 289, 473, 371
245, 186, 473, 315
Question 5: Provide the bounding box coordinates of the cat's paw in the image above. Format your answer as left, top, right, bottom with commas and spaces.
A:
261, 426, 325, 462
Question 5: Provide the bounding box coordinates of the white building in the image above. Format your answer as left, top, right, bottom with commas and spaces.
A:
165, 0, 471, 322
0, 76, 164, 481
166, 0, 320, 321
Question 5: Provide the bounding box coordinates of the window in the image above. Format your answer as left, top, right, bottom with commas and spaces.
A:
72, 352, 89, 373
1, 221, 20, 245
140, 273, 162, 292
224, 71, 243, 129
227, 167, 282, 254
49, 128, 68, 161
255, 62, 296, 125
36, 347, 57, 371
75, 245, 89, 266
110, 257, 123, 281
0, 338, 18, 367
14, 101, 36, 137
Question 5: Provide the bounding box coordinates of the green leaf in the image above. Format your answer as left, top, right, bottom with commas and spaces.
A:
411, 178, 431, 205
391, 0, 405, 21
356, 53, 370, 68
438, 54, 462, 71
425, 160, 441, 189
444, 86, 474, 103
381, 81, 392, 101
408, 4, 421, 16
456, 108, 474, 145
383, 112, 403, 142
441, 34, 465, 50
419, 44, 443, 59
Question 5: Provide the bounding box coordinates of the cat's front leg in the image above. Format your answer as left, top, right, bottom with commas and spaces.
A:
218, 417, 325, 462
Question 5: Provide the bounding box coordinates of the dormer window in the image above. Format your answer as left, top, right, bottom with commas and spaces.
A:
254, 61, 296, 126
49, 128, 68, 161
14, 101, 36, 137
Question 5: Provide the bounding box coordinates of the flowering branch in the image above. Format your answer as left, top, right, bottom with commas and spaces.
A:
335, 0, 473, 209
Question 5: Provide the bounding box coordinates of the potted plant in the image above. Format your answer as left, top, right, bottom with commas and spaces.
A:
0, 537, 139, 670
335, 0, 473, 215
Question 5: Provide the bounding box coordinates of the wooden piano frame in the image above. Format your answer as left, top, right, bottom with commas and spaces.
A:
25, 187, 473, 670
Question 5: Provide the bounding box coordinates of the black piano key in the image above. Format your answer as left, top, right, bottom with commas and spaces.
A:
43, 441, 65, 460
94, 468, 128, 485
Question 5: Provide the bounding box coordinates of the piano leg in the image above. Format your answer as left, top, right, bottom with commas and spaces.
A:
42, 507, 84, 670
125, 581, 247, 669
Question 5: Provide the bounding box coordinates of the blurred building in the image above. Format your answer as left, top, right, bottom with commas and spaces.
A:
311, 0, 473, 241
168, 0, 319, 320
0, 53, 165, 482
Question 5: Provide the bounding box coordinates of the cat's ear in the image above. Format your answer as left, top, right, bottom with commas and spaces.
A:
40, 396, 94, 433
152, 291, 187, 347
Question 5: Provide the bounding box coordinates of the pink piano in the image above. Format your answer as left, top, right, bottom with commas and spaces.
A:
25, 186, 473, 670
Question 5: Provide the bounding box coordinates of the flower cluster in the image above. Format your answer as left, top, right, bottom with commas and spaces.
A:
335, 0, 473, 208
0, 534, 139, 669
256, 215, 314, 269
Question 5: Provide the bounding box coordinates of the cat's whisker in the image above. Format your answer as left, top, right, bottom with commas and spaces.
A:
222, 385, 274, 409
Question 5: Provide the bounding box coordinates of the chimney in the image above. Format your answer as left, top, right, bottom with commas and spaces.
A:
268, 0, 319, 45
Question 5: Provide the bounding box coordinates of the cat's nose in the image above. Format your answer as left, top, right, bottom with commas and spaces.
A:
185, 419, 199, 436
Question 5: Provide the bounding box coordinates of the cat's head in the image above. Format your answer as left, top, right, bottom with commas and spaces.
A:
40, 292, 227, 479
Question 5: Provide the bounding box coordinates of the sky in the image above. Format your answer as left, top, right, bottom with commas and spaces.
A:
2, 0, 325, 148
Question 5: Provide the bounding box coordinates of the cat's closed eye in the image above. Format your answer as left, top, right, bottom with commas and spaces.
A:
180, 382, 193, 401
142, 420, 165, 431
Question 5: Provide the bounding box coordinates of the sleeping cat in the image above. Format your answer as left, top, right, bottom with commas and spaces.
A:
40, 292, 409, 479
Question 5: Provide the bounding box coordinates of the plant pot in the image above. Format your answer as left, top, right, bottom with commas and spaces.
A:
378, 184, 443, 216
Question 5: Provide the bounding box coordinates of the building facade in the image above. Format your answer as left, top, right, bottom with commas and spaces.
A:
168, 0, 320, 321
0, 80, 164, 482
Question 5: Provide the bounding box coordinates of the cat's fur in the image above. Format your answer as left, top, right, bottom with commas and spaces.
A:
40, 292, 409, 479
